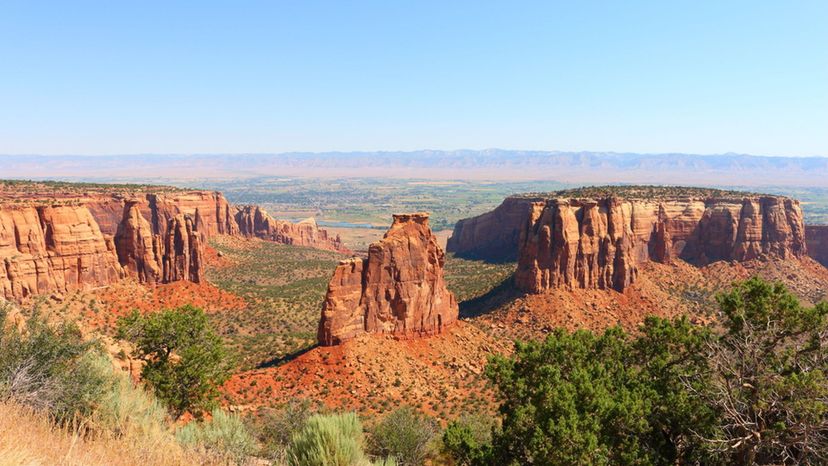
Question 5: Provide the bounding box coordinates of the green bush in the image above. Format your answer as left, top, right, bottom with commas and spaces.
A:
444, 278, 828, 466
117, 305, 232, 418
87, 354, 168, 440
287, 412, 367, 466
368, 407, 438, 466
257, 399, 313, 462
441, 415, 495, 465
176, 408, 257, 463
702, 278, 828, 464
0, 305, 108, 424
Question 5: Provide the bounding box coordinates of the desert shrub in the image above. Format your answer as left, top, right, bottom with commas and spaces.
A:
0, 400, 210, 466
117, 305, 232, 418
696, 277, 828, 464
368, 407, 438, 466
257, 399, 314, 462
86, 354, 168, 440
176, 408, 257, 463
441, 414, 495, 465
0, 306, 108, 424
445, 278, 828, 466
287, 412, 367, 466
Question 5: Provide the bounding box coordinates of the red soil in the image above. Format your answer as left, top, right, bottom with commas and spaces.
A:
223, 322, 509, 421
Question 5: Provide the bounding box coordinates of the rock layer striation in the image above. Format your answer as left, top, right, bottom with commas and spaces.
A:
318, 213, 458, 346
1, 205, 125, 300
1, 184, 347, 301
235, 205, 345, 252
516, 194, 806, 292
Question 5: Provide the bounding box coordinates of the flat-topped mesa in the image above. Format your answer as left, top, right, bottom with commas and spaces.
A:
234, 205, 346, 252
516, 192, 807, 293
317, 212, 458, 346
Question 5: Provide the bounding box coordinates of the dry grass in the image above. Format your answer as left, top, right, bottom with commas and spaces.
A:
0, 402, 217, 466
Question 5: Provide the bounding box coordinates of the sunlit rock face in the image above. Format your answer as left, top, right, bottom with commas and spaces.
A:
318, 213, 458, 346
0, 205, 125, 301
234, 205, 346, 252
515, 195, 806, 293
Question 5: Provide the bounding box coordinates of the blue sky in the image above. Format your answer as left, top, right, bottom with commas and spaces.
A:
1, 1, 826, 156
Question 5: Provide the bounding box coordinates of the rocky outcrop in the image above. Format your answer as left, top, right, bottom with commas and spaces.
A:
447, 196, 543, 261
318, 213, 458, 346
147, 192, 237, 240
115, 201, 162, 283
806, 225, 828, 267
160, 214, 203, 283
114, 201, 205, 285
235, 205, 346, 252
1, 205, 125, 301
1, 181, 351, 301
516, 194, 807, 293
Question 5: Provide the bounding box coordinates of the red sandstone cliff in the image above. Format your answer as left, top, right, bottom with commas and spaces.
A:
114, 201, 204, 285
447, 196, 543, 261
317, 213, 458, 346
234, 205, 346, 252
1, 205, 125, 301
516, 194, 807, 293
1, 183, 348, 302
805, 225, 828, 267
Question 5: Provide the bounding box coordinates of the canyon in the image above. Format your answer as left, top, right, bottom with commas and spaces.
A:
317, 212, 458, 345
0, 182, 347, 301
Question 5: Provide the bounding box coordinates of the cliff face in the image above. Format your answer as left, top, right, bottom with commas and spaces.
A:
516, 195, 807, 293
160, 214, 203, 283
1, 183, 349, 302
147, 192, 237, 240
317, 213, 458, 346
806, 225, 828, 267
114, 201, 162, 283
234, 205, 346, 252
447, 197, 543, 262
88, 191, 237, 241
1, 205, 125, 301
114, 201, 204, 285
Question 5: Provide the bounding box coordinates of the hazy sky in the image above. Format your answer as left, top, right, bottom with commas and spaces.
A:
1, 1, 826, 156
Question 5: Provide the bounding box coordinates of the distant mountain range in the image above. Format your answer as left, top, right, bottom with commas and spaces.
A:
2, 150, 826, 186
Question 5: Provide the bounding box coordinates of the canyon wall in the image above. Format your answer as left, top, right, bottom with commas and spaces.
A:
235, 205, 345, 252
1, 185, 347, 301
114, 201, 204, 285
1, 205, 125, 301
516, 195, 807, 293
447, 196, 543, 262
318, 213, 458, 346
805, 225, 828, 267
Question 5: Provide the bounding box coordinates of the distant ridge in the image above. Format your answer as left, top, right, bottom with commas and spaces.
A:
2, 150, 827, 186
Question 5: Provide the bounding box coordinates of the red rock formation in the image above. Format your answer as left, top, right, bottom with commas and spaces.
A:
806, 225, 828, 267
115, 201, 161, 283
318, 213, 458, 346
234, 205, 346, 252
147, 192, 237, 241
516, 195, 807, 293
160, 214, 203, 283
1, 205, 124, 301
447, 196, 544, 261
114, 202, 204, 284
